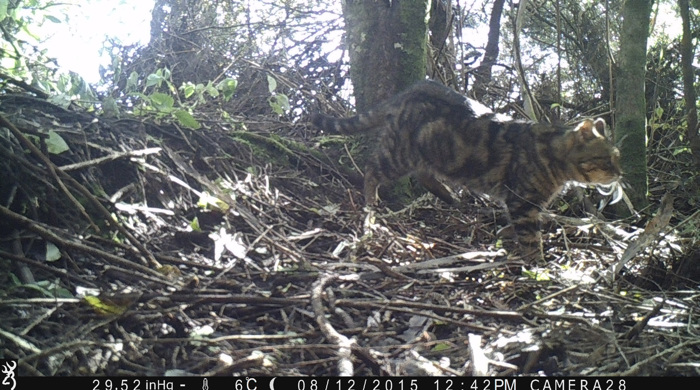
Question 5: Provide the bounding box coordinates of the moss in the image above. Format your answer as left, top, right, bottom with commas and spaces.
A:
231, 131, 343, 170
317, 135, 351, 148
397, 0, 429, 89
231, 131, 293, 166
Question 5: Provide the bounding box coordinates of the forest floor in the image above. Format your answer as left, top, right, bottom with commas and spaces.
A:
1, 83, 699, 376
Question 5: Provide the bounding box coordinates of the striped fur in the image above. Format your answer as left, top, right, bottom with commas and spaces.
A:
312, 81, 621, 252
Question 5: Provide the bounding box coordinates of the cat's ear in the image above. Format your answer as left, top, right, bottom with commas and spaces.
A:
593, 118, 612, 139
574, 119, 604, 142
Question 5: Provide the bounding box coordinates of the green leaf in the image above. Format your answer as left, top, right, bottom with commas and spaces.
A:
267, 74, 277, 93
190, 217, 201, 232
26, 280, 73, 299
84, 296, 128, 316
110, 55, 123, 84
181, 82, 196, 98
204, 81, 219, 97
101, 96, 120, 118
173, 110, 201, 129
46, 130, 70, 154
269, 94, 290, 115
522, 269, 551, 281
672, 147, 690, 156
126, 71, 139, 92
217, 78, 238, 101
149, 92, 174, 111
45, 242, 61, 261
431, 342, 451, 352
197, 192, 229, 212
654, 106, 663, 119
276, 93, 290, 110
47, 94, 72, 109
146, 73, 164, 88
0, 0, 8, 22
270, 100, 283, 115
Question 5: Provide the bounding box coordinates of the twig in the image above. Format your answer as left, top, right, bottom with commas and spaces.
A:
0, 249, 93, 285
59, 147, 162, 172
311, 273, 359, 376
624, 299, 664, 340
518, 285, 579, 311
0, 113, 97, 230
0, 328, 41, 353
0, 72, 49, 98
0, 206, 172, 285
343, 143, 363, 175
609, 339, 700, 376
614, 194, 674, 275
335, 298, 518, 331
394, 249, 507, 273
0, 113, 161, 268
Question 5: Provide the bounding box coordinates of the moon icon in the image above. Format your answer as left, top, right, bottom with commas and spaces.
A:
269, 377, 277, 390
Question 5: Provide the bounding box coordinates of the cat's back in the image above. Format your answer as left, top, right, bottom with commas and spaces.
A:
312, 81, 480, 134
375, 80, 479, 125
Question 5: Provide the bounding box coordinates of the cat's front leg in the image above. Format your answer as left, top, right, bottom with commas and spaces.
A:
416, 171, 456, 204
505, 197, 545, 261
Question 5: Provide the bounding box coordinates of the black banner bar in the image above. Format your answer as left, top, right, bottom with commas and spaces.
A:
3, 376, 696, 390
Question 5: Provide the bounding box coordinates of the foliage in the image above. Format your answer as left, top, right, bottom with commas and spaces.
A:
2, 0, 699, 206
267, 75, 291, 115
2, 0, 700, 377
0, 0, 95, 104
108, 67, 243, 129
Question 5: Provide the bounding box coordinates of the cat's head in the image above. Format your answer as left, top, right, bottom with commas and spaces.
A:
566, 118, 622, 186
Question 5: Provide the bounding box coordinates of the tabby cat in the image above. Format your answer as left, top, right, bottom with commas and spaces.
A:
311, 80, 621, 253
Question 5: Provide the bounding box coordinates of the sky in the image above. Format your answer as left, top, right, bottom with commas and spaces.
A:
38, 0, 154, 83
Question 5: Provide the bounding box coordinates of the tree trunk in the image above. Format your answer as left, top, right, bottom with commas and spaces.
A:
615, 0, 652, 210
513, 0, 541, 121
471, 0, 505, 101
341, 0, 429, 204
679, 0, 700, 168
342, 0, 429, 112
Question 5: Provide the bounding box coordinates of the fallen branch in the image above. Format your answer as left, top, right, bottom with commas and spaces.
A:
311, 273, 359, 376
614, 194, 674, 275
